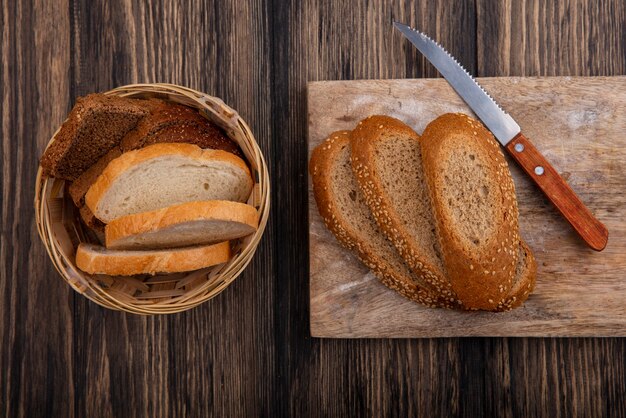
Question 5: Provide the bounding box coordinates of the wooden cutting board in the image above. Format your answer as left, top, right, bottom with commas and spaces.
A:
307, 76, 626, 338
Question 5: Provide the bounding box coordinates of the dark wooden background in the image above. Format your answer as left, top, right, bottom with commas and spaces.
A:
1, 0, 625, 416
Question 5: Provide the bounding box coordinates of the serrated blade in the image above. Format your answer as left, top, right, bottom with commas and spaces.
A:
394, 22, 520, 145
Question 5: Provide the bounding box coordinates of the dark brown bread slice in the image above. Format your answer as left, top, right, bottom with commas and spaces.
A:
69, 147, 122, 207
496, 240, 537, 311
119, 100, 200, 150
421, 113, 520, 310
79, 204, 105, 232
350, 116, 461, 305
120, 102, 243, 158
310, 131, 457, 309
40, 94, 150, 180
142, 123, 243, 158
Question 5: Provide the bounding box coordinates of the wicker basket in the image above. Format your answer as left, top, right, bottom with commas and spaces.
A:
35, 83, 270, 314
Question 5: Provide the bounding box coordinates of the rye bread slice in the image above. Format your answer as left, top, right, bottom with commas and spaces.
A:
120, 101, 243, 158
141, 123, 242, 158
40, 94, 150, 181
349, 116, 460, 304
310, 131, 456, 309
421, 113, 520, 310
69, 147, 123, 207
79, 204, 105, 232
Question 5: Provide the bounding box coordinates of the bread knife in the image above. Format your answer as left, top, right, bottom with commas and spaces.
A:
393, 22, 608, 251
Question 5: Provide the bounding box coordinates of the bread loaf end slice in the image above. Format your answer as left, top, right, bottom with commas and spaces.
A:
310, 131, 456, 309
421, 113, 520, 310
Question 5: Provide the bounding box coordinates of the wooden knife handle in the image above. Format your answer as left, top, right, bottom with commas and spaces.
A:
506, 133, 608, 251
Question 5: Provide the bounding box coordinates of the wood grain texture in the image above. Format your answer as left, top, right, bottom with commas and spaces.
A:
0, 0, 75, 416
477, 0, 626, 77
1, 0, 624, 417
308, 76, 626, 337
506, 133, 609, 251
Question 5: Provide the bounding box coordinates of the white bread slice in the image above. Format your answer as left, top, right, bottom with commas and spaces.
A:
105, 200, 259, 250
75, 241, 231, 275
421, 113, 520, 310
85, 143, 253, 223
349, 116, 460, 304
310, 131, 457, 309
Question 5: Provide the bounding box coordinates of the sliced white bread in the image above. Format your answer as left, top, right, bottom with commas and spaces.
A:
75, 241, 231, 275
421, 113, 520, 310
310, 131, 457, 309
85, 143, 253, 223
105, 200, 259, 250
349, 116, 459, 303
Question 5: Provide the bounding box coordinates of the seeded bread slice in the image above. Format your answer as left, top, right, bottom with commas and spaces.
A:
310, 131, 457, 309
421, 113, 520, 310
105, 200, 259, 250
349, 116, 460, 304
40, 94, 150, 181
119, 101, 243, 158
75, 241, 231, 276
496, 240, 537, 311
85, 143, 253, 223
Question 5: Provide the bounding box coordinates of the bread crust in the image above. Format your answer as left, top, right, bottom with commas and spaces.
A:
495, 240, 537, 311
40, 94, 149, 180
85, 143, 252, 219
105, 200, 259, 249
75, 241, 231, 275
421, 113, 520, 310
78, 205, 105, 232
349, 116, 460, 306
69, 147, 123, 207
119, 101, 243, 158
310, 131, 455, 309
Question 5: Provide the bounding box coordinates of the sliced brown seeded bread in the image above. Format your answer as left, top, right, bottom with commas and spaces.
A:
119, 101, 243, 158
349, 116, 460, 305
141, 123, 242, 158
40, 94, 151, 181
496, 240, 537, 311
310, 131, 457, 309
421, 113, 520, 310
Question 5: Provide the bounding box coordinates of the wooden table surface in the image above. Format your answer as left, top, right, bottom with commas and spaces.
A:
1, 0, 624, 417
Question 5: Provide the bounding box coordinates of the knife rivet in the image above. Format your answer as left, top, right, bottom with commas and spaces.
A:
535, 166, 545, 176
514, 143, 524, 153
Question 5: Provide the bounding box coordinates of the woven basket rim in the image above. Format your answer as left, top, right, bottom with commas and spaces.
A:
35, 83, 270, 315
